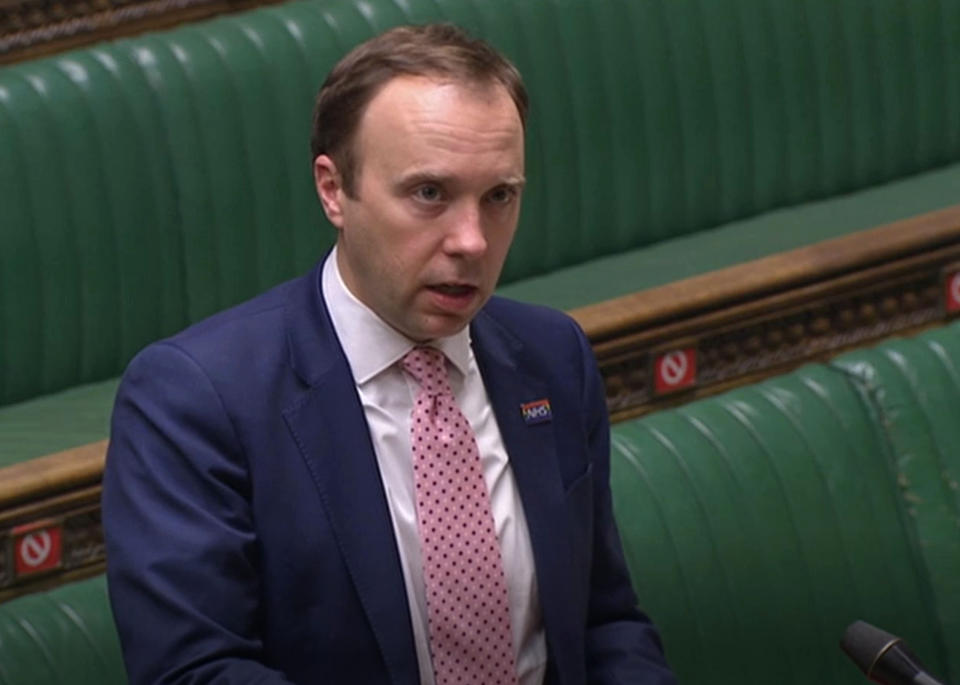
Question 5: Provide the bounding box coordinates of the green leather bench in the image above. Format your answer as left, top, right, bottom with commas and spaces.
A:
0, 574, 123, 684
613, 346, 958, 683
4, 0, 960, 463
831, 325, 960, 677
5, 321, 960, 684
4, 0, 960, 672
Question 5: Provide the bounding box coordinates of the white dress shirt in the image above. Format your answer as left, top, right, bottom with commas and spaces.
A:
321, 249, 547, 685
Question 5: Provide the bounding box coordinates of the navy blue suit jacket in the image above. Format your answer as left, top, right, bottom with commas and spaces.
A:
103, 263, 675, 684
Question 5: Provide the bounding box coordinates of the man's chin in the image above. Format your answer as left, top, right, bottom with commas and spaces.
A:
399, 289, 491, 341
416, 322, 470, 342
401, 310, 476, 342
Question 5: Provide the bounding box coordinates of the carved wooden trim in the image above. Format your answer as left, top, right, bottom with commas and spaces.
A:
0, 443, 105, 602
570, 204, 960, 420
0, 0, 279, 64
3, 205, 960, 600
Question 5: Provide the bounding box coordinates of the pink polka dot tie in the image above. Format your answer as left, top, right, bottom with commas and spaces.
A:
401, 346, 519, 685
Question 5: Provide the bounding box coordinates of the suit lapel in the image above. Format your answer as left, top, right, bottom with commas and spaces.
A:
471, 312, 577, 683
281, 266, 418, 685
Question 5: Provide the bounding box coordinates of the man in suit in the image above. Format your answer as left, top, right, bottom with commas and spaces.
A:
103, 23, 675, 685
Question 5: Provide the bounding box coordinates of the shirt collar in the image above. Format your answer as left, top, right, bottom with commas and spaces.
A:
322, 246, 472, 385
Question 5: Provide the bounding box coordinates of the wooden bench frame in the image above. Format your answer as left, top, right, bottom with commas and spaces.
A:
3, 204, 960, 602
0, 0, 279, 64
580, 204, 960, 421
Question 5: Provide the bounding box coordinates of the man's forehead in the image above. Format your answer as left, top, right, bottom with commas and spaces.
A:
352, 74, 525, 172
362, 74, 521, 126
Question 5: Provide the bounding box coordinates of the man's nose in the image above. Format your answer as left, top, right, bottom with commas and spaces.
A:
445, 204, 487, 257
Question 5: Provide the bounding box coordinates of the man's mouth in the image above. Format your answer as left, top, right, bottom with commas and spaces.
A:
427, 283, 477, 296
425, 283, 481, 312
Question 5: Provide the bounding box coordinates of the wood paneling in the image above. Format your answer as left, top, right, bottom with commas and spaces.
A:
0, 0, 280, 64
572, 205, 960, 420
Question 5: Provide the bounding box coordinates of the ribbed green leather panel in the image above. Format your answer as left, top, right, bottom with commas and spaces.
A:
0, 53, 185, 406
831, 323, 960, 683
611, 364, 947, 684
499, 0, 960, 283
0, 575, 124, 685
0, 12, 327, 408
3, 0, 960, 407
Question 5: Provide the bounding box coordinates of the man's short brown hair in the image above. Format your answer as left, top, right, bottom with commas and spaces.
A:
310, 23, 528, 197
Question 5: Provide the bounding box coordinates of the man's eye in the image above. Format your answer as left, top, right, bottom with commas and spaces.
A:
487, 186, 517, 205
413, 185, 442, 202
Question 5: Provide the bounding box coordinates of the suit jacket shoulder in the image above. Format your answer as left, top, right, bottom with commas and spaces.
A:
473, 295, 597, 393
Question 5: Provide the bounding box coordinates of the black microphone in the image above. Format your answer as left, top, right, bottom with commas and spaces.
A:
841, 620, 947, 685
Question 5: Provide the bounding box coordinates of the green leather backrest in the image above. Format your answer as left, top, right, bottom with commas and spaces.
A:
0, 575, 124, 685
3, 0, 960, 406
831, 323, 960, 683
611, 363, 948, 684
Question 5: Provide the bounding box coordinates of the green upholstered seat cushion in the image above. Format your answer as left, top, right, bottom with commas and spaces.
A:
0, 379, 117, 468
610, 363, 948, 684
0, 574, 124, 685
498, 160, 960, 310
830, 322, 960, 684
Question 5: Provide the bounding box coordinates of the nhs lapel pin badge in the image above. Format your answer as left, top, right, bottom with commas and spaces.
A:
521, 399, 552, 426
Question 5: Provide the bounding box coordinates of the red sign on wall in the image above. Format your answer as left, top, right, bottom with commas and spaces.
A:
13, 521, 62, 576
945, 271, 960, 314
654, 348, 697, 395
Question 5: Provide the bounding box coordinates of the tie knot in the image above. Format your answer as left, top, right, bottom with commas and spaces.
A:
401, 346, 451, 396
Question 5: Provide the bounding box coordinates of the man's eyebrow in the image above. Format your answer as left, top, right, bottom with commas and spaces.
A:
395, 171, 527, 189
396, 171, 455, 188
503, 176, 527, 189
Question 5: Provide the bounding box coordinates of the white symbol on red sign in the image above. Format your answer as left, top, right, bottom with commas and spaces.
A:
19, 531, 52, 568
660, 352, 689, 385
13, 524, 62, 576
947, 272, 960, 313
655, 348, 697, 394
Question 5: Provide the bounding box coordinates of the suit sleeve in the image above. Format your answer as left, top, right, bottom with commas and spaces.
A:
572, 323, 678, 685
102, 342, 295, 685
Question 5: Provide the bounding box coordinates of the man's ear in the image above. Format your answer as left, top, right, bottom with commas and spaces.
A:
314, 154, 346, 229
